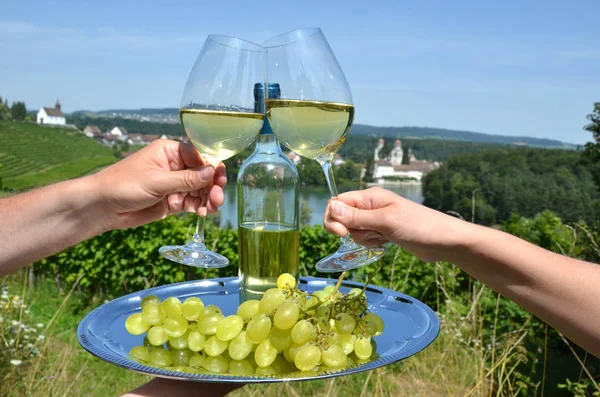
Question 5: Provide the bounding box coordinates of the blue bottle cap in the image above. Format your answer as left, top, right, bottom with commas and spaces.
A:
254, 83, 281, 100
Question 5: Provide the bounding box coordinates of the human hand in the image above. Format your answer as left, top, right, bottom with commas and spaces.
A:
122, 378, 243, 397
88, 140, 226, 232
323, 187, 470, 262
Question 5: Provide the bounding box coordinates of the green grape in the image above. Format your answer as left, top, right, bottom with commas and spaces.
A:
255, 365, 276, 376
316, 304, 332, 328
168, 331, 189, 350
167, 365, 191, 373
171, 348, 193, 366
363, 312, 385, 336
348, 288, 363, 297
269, 326, 292, 352
312, 290, 330, 302
125, 313, 150, 335
255, 339, 277, 368
148, 348, 173, 367
202, 356, 229, 373
323, 285, 335, 294
188, 353, 205, 369
187, 330, 206, 352
237, 299, 260, 319
354, 337, 373, 360
335, 333, 356, 355
277, 273, 296, 290
335, 313, 356, 334
216, 315, 244, 341
204, 335, 229, 357
141, 295, 161, 309
162, 297, 183, 318
288, 343, 307, 361
204, 305, 222, 316
129, 345, 149, 362
197, 313, 224, 335
228, 331, 253, 360
147, 325, 169, 346
348, 294, 368, 315
163, 316, 188, 338
141, 303, 165, 326
246, 314, 271, 344
365, 321, 378, 336
283, 347, 293, 363
259, 289, 285, 314
294, 345, 321, 371
182, 297, 204, 321
273, 301, 300, 330
291, 320, 314, 345
305, 296, 319, 309
322, 344, 347, 368
271, 354, 292, 374
230, 358, 254, 375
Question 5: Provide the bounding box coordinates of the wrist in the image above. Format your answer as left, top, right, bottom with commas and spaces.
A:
64, 175, 110, 237
440, 217, 482, 263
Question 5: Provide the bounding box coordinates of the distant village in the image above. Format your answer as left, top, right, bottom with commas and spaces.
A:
37, 100, 441, 183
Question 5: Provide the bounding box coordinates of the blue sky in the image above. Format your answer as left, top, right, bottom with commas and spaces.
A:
1, 0, 598, 144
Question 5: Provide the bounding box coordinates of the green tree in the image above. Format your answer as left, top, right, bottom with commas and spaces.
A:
11, 101, 27, 121
0, 97, 10, 121
363, 156, 374, 182
336, 160, 360, 182
582, 102, 600, 188
298, 158, 325, 186
402, 147, 410, 164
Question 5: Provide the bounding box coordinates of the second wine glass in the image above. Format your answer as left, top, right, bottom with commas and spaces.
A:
159, 35, 266, 268
263, 28, 385, 273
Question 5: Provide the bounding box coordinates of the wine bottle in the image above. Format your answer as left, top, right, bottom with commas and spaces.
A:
237, 83, 300, 302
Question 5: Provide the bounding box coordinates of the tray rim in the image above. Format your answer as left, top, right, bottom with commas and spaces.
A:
77, 276, 440, 383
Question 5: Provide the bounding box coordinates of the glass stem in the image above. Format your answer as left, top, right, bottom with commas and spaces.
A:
321, 160, 357, 250
191, 215, 206, 245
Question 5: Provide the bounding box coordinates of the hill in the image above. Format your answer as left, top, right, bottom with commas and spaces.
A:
71, 107, 574, 148
0, 121, 117, 191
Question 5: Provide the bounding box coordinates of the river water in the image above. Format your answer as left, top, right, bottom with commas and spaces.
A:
217, 183, 424, 228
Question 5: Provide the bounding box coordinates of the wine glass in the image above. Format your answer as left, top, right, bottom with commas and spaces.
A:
159, 35, 266, 268
262, 28, 385, 273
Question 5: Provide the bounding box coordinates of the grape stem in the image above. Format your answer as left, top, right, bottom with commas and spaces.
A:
361, 261, 384, 294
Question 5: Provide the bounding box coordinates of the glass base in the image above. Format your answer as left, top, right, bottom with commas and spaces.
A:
315, 243, 385, 273
159, 241, 229, 268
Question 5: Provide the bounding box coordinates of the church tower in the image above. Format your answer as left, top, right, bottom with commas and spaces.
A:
55, 99, 61, 112
390, 139, 403, 165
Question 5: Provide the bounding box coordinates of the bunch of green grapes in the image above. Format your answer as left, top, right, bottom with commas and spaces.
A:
124, 273, 385, 376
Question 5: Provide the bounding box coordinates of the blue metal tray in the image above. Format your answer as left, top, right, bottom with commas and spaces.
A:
77, 277, 439, 383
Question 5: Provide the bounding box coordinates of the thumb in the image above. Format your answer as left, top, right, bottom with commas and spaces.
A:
154, 165, 216, 195
329, 200, 383, 232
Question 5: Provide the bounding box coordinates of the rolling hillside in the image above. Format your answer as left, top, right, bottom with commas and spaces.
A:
71, 107, 575, 148
0, 121, 117, 190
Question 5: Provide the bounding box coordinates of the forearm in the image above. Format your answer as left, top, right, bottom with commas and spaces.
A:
448, 222, 600, 356
0, 177, 106, 274
122, 379, 242, 397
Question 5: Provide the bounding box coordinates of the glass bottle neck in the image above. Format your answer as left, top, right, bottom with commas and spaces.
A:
255, 132, 282, 154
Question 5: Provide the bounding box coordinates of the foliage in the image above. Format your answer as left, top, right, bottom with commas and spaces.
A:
68, 116, 184, 136
581, 102, 600, 188
0, 97, 10, 121
0, 121, 116, 191
336, 160, 361, 183
422, 147, 600, 225
401, 147, 410, 164
10, 102, 27, 121
297, 158, 326, 186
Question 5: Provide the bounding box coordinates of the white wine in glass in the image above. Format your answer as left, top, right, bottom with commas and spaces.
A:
159, 35, 266, 268
263, 28, 385, 273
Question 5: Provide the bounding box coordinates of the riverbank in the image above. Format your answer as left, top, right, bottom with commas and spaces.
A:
364, 180, 422, 187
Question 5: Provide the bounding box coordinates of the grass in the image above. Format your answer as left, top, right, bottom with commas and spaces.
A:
2, 156, 116, 190
5, 264, 595, 397
0, 120, 117, 190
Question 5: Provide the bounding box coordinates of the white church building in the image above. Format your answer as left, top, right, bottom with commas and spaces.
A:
37, 100, 66, 125
371, 138, 441, 182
